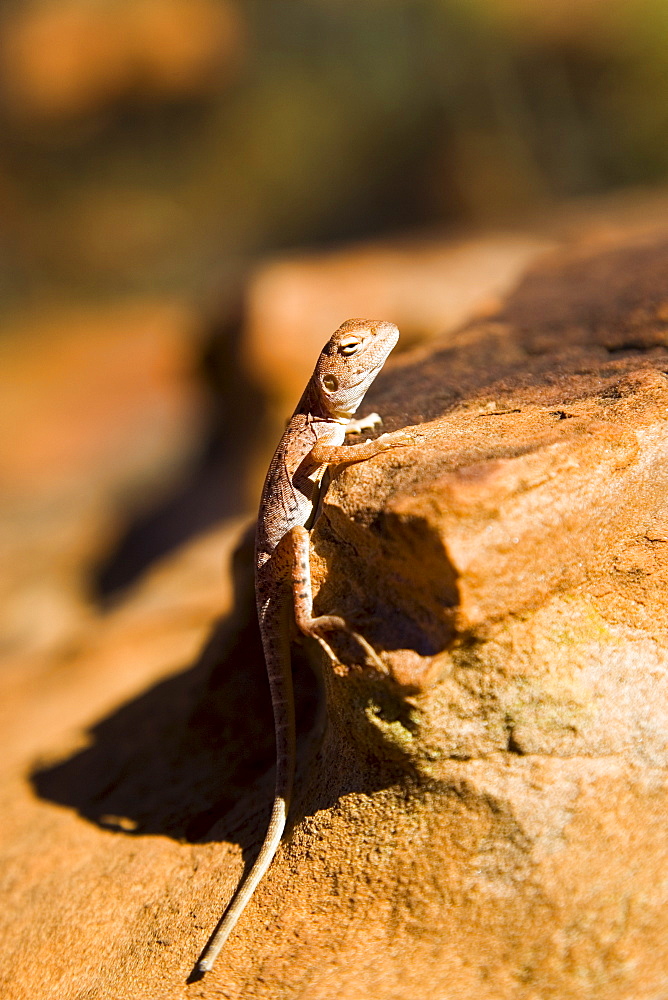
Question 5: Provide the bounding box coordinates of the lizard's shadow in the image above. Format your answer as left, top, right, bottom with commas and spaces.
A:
30, 528, 419, 855
32, 528, 290, 845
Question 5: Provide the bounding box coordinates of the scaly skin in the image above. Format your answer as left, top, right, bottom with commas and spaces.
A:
197, 319, 408, 974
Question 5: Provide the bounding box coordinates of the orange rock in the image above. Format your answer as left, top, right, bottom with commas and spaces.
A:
0, 297, 205, 661
2, 227, 668, 998
243, 234, 554, 412
0, 298, 203, 499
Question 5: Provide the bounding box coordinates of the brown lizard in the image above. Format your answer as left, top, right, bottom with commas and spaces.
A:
197, 318, 408, 974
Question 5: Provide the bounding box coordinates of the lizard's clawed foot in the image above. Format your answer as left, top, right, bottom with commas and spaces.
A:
302, 613, 348, 637
375, 429, 413, 449
346, 630, 386, 671
345, 411, 382, 435
303, 614, 385, 671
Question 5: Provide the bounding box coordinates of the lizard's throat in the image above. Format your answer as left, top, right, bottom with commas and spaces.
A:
328, 397, 366, 423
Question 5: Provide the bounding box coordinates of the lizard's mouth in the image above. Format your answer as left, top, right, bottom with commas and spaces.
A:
331, 362, 390, 415
348, 356, 388, 389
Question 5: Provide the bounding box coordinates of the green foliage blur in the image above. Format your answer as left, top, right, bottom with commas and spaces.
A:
0, 0, 667, 305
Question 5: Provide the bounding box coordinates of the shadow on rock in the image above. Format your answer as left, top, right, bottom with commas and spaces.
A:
31, 530, 420, 849
31, 614, 284, 844
92, 305, 268, 606
32, 527, 286, 844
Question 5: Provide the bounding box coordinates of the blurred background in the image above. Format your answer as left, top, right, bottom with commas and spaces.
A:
3, 0, 668, 662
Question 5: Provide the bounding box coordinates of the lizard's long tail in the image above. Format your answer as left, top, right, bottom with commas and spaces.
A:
197, 598, 295, 974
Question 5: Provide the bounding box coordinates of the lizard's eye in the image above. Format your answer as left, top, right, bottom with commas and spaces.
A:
323, 374, 339, 392
339, 337, 361, 356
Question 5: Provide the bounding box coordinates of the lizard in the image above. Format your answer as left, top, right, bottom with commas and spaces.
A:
197, 318, 408, 974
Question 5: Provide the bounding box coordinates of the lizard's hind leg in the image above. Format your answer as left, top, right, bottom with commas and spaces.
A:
286, 526, 385, 671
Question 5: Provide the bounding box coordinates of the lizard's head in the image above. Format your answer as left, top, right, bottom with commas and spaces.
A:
314, 318, 399, 420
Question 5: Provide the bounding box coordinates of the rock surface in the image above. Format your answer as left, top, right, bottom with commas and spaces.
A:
243, 233, 555, 410
0, 297, 205, 666
2, 229, 668, 998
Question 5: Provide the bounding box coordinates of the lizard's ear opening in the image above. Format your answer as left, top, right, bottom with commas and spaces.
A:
322, 373, 339, 392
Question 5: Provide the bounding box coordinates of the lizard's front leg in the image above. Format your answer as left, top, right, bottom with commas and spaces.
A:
310, 427, 412, 466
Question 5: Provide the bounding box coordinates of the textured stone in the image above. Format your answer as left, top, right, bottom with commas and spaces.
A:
2, 229, 668, 998
244, 234, 553, 415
